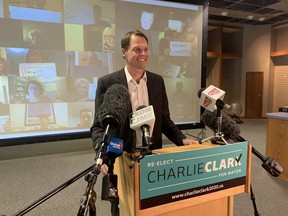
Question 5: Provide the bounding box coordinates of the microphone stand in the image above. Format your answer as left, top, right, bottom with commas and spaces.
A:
248, 147, 284, 216
250, 185, 260, 216
129, 132, 152, 169
77, 124, 110, 216
200, 102, 228, 145
232, 134, 284, 216
12, 165, 94, 216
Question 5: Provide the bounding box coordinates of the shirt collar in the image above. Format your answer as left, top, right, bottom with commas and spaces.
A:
124, 66, 147, 84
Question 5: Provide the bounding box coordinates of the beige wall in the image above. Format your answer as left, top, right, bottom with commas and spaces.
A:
241, 25, 272, 117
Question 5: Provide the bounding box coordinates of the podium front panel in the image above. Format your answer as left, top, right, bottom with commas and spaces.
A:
139, 141, 248, 209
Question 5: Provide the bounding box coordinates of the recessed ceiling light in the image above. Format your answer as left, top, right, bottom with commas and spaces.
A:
259, 17, 265, 21
247, 15, 254, 20
221, 11, 229, 16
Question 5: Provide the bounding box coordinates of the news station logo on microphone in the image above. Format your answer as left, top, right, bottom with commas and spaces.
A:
199, 85, 225, 112
130, 105, 155, 134
106, 137, 123, 155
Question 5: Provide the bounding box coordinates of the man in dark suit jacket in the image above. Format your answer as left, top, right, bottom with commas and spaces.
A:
90, 29, 198, 160
90, 29, 198, 216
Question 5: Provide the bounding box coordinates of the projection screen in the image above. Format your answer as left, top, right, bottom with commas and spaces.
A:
0, 0, 207, 145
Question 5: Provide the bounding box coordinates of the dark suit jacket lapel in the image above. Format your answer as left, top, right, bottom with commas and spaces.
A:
146, 72, 159, 108
116, 68, 128, 88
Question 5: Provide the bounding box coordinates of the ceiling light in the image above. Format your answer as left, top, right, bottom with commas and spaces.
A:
221, 11, 229, 16
247, 15, 254, 20
259, 17, 265, 22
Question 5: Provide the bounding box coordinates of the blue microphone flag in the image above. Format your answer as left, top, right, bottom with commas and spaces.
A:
106, 137, 123, 155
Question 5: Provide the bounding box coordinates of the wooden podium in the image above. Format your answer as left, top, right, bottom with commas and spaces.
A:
114, 142, 251, 216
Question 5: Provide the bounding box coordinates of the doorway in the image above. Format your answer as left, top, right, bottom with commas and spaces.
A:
245, 72, 263, 118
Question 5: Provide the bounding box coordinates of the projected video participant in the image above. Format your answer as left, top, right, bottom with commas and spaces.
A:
93, 4, 111, 27
22, 48, 67, 77
23, 22, 65, 50
159, 28, 178, 56
83, 3, 114, 52
178, 57, 196, 78
78, 108, 93, 128
170, 81, 192, 122
102, 27, 115, 53
68, 78, 94, 102
27, 29, 42, 48
86, 52, 103, 66
24, 80, 52, 103
115, 2, 159, 54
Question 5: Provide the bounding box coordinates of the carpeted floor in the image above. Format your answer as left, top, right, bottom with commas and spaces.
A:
0, 119, 287, 216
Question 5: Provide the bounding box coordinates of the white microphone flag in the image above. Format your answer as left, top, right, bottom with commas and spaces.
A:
130, 105, 155, 134
199, 85, 225, 111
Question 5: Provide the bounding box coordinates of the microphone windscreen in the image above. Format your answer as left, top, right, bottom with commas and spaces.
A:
201, 109, 240, 140
97, 84, 130, 129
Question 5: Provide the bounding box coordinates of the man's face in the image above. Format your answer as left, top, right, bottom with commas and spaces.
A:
122, 35, 149, 71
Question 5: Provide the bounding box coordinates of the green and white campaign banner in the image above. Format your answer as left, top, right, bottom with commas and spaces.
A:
139, 141, 248, 209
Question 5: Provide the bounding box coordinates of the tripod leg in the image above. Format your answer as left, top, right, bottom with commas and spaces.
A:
197, 128, 207, 140
88, 205, 96, 216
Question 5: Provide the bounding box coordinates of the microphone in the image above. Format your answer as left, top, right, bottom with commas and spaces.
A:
94, 84, 130, 172
198, 85, 230, 111
252, 147, 284, 177
95, 84, 129, 203
200, 109, 241, 142
201, 110, 284, 177
130, 105, 155, 148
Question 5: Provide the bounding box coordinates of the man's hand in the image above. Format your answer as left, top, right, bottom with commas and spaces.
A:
101, 164, 109, 175
182, 138, 199, 145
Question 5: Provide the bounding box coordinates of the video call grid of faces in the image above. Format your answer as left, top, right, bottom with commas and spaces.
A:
0, 0, 202, 136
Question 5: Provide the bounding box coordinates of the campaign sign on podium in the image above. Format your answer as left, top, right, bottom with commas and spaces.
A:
139, 141, 248, 209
